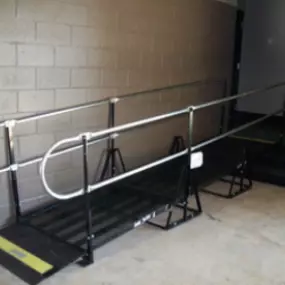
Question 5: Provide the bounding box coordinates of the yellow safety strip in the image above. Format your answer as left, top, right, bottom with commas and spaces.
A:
231, 135, 275, 145
0, 236, 53, 275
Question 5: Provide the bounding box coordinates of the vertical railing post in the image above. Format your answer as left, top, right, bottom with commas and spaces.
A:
188, 107, 202, 214
82, 134, 94, 264
187, 107, 194, 195
4, 120, 21, 223
108, 99, 116, 177
183, 107, 195, 220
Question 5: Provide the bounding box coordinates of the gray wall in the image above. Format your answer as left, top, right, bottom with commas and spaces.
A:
238, 0, 246, 10
237, 0, 285, 114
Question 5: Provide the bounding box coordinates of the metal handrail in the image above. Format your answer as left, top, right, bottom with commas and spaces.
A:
40, 81, 285, 157
0, 79, 224, 126
193, 81, 285, 111
39, 107, 191, 200
17, 99, 109, 125
2, 78, 226, 223
88, 108, 189, 140
0, 136, 111, 174
190, 80, 285, 151
39, 80, 285, 201
89, 149, 189, 192
21, 136, 110, 169
118, 79, 224, 102
192, 107, 285, 151
0, 79, 224, 176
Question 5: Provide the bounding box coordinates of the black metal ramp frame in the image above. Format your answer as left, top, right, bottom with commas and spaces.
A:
0, 80, 223, 284
23, 156, 199, 251
1, 79, 285, 284
0, 154, 202, 284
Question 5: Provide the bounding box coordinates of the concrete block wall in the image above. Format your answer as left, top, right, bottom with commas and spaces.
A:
0, 0, 236, 226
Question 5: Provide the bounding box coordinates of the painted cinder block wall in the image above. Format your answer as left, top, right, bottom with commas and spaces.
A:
0, 0, 236, 226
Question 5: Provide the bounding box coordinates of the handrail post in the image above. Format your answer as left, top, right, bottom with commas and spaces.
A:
108, 99, 116, 177
82, 134, 94, 264
187, 107, 202, 215
4, 120, 21, 223
184, 107, 194, 219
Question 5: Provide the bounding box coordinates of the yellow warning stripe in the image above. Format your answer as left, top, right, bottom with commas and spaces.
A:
0, 236, 53, 275
231, 135, 275, 145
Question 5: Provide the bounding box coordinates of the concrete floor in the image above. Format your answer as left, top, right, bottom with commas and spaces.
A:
1, 181, 285, 285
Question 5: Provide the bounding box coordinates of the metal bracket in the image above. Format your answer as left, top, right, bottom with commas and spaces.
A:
9, 164, 19, 172
4, 120, 16, 128
80, 132, 118, 141
110, 97, 120, 104
110, 133, 119, 139
87, 234, 95, 240
80, 132, 93, 141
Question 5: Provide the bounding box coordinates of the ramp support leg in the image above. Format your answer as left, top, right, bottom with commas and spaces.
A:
192, 182, 202, 213
148, 108, 202, 230
169, 136, 186, 154
147, 165, 202, 231
202, 148, 253, 199
95, 100, 126, 182
97, 148, 126, 181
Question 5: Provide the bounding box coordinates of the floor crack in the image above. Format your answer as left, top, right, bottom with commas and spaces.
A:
206, 213, 222, 223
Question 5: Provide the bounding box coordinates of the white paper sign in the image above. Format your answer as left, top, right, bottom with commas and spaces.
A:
191, 152, 203, 169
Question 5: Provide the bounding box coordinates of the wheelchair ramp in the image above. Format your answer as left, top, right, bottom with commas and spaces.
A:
0, 224, 83, 285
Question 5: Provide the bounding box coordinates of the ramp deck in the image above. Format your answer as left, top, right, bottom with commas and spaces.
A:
0, 138, 250, 284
